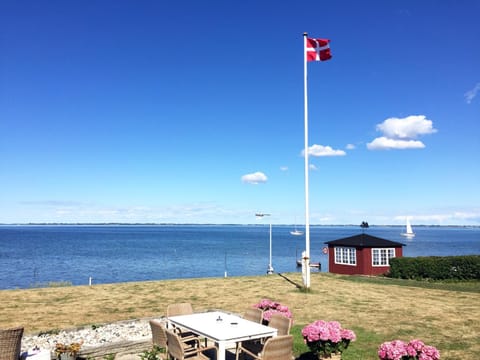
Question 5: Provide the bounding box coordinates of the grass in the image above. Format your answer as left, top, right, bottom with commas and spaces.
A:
29, 281, 73, 288
1, 272, 478, 359
338, 274, 480, 292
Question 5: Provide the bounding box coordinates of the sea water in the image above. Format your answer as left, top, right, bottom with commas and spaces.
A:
0, 225, 478, 289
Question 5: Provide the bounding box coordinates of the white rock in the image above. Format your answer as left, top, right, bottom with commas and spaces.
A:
22, 319, 157, 353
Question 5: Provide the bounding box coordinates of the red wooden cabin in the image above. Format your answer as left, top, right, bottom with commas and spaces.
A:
325, 234, 405, 276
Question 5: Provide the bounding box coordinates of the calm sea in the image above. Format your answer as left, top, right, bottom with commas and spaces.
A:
0, 225, 479, 290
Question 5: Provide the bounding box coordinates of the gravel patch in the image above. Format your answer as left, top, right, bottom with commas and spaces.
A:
21, 318, 159, 354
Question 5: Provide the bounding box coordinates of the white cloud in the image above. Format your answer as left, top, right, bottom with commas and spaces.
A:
368, 115, 436, 150
377, 115, 437, 139
367, 137, 425, 150
465, 82, 480, 104
309, 164, 318, 171
241, 171, 268, 184
302, 144, 346, 157
280, 166, 288, 172
346, 144, 356, 150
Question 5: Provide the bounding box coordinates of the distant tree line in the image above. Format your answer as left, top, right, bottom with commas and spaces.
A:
360, 221, 369, 229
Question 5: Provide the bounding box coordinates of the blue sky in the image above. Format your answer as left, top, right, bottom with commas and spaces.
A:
1, 0, 479, 225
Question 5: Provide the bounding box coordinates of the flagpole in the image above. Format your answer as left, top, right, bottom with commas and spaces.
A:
303, 32, 311, 289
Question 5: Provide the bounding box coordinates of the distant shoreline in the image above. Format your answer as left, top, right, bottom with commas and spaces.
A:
1, 223, 478, 228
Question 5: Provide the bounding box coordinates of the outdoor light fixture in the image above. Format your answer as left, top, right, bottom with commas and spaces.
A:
255, 213, 274, 275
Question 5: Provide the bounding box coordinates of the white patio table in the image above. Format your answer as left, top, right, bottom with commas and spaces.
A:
167, 311, 277, 360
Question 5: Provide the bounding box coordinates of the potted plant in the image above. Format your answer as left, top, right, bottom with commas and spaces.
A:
378, 339, 440, 360
253, 299, 292, 323
302, 320, 356, 359
54, 342, 82, 360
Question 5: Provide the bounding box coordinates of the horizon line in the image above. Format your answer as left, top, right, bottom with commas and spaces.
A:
0, 222, 478, 228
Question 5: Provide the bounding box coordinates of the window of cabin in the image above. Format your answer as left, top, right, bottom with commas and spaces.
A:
334, 247, 356, 265
372, 248, 395, 266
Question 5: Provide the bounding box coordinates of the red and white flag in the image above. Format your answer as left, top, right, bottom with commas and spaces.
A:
306, 38, 331, 61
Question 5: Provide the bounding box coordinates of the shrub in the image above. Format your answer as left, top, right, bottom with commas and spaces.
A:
388, 255, 480, 280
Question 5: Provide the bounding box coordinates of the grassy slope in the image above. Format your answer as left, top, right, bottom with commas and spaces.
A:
1, 273, 478, 360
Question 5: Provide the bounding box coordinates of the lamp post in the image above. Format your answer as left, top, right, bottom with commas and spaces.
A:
255, 213, 274, 274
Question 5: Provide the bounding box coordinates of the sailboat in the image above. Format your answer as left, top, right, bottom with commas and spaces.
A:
401, 217, 415, 238
290, 227, 304, 236
290, 219, 304, 236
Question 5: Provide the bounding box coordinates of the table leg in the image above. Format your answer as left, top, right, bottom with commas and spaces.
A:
217, 341, 226, 360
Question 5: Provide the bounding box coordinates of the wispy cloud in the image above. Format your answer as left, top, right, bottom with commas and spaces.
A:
465, 82, 480, 104
346, 144, 356, 150
367, 115, 437, 150
20, 200, 87, 207
302, 144, 346, 157
395, 210, 480, 225
241, 171, 268, 184
280, 166, 288, 172
367, 137, 425, 149
19, 199, 245, 223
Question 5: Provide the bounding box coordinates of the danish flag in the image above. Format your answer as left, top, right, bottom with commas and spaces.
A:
306, 38, 332, 61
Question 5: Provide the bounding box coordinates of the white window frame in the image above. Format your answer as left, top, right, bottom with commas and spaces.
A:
334, 246, 356, 266
372, 248, 396, 266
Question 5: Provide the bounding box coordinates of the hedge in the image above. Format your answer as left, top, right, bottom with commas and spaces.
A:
388, 255, 480, 280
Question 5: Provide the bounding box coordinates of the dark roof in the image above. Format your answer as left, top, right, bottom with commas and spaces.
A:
324, 233, 405, 248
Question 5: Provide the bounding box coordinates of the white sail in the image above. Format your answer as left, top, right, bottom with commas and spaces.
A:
401, 217, 415, 238
406, 218, 413, 234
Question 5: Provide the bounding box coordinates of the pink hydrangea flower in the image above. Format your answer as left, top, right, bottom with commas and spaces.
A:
421, 345, 440, 360
252, 299, 292, 321
409, 339, 425, 352
340, 329, 356, 341
378, 339, 440, 360
302, 320, 356, 357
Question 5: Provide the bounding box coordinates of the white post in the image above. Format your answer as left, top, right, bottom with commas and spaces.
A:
267, 222, 274, 274
224, 252, 228, 278
301, 250, 307, 285
303, 33, 311, 289
89, 276, 92, 287
256, 213, 274, 275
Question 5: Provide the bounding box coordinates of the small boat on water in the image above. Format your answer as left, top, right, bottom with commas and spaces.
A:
290, 219, 304, 236
296, 259, 321, 268
401, 217, 415, 238
295, 249, 320, 268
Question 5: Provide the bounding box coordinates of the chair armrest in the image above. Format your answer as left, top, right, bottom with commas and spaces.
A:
236, 343, 261, 360
173, 327, 202, 344
199, 344, 218, 359
184, 344, 217, 358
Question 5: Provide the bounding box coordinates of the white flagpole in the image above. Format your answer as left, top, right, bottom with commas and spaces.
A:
303, 32, 311, 289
